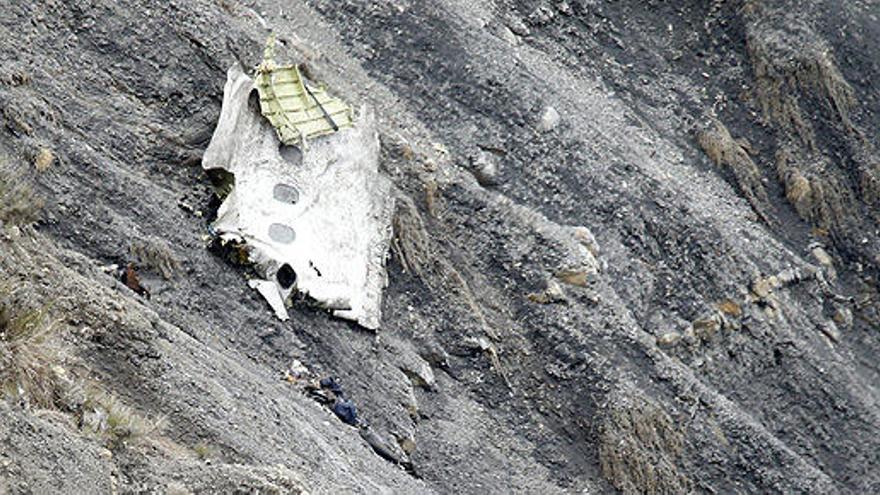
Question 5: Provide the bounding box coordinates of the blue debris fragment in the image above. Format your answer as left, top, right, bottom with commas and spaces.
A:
332, 398, 358, 426
320, 376, 345, 396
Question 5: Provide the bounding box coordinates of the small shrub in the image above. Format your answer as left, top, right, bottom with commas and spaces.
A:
717, 299, 743, 317
33, 148, 54, 172
193, 442, 216, 460
598, 396, 691, 494
0, 284, 61, 409
82, 388, 167, 447
0, 160, 43, 227
130, 237, 182, 280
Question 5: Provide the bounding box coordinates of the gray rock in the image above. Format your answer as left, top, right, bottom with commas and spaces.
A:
471, 151, 500, 186
538, 106, 561, 132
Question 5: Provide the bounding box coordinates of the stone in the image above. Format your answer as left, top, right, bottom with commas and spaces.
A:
527, 279, 567, 304
717, 299, 742, 317
555, 268, 589, 287
471, 151, 499, 186
820, 321, 841, 343
419, 342, 450, 369
692, 316, 721, 340
398, 436, 417, 456
657, 332, 682, 347
538, 106, 561, 132
572, 226, 600, 257
496, 24, 518, 45
400, 358, 435, 389
507, 18, 530, 36
811, 246, 833, 266
751, 275, 779, 299
833, 307, 853, 328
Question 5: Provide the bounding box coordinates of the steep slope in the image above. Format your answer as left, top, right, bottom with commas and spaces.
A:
1, 0, 878, 493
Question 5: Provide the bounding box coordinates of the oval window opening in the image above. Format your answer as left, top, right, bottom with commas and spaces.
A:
273, 183, 299, 204
277, 263, 297, 289
268, 223, 296, 244
279, 144, 302, 164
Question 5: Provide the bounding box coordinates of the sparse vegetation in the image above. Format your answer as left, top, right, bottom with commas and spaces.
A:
775, 147, 850, 230
748, 22, 855, 139
745, 14, 880, 235
717, 299, 743, 317
598, 396, 691, 495
0, 283, 61, 409
391, 193, 432, 278
33, 148, 54, 172
697, 118, 771, 224
0, 158, 43, 227
193, 442, 216, 460
130, 237, 182, 280
82, 388, 167, 447
0, 283, 164, 449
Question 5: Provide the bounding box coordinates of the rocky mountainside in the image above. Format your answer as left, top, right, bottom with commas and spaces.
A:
1, 0, 878, 493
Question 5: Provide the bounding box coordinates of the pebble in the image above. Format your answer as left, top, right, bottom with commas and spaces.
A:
507, 18, 530, 36
833, 307, 853, 328
472, 151, 499, 186
538, 106, 561, 132
401, 359, 435, 389
497, 24, 518, 45
820, 321, 841, 343
811, 246, 833, 266
657, 332, 682, 347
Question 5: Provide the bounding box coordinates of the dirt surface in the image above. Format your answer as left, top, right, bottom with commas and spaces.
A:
1, 0, 879, 493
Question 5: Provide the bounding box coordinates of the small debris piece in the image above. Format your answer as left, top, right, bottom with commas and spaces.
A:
120, 263, 149, 298
319, 376, 345, 396
332, 398, 358, 426
100, 263, 119, 275
284, 359, 310, 383
249, 279, 289, 321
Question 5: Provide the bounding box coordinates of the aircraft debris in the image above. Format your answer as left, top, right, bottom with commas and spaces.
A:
202, 36, 393, 329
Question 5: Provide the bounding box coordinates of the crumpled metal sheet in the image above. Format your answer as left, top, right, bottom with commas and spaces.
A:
202, 64, 394, 330
254, 63, 354, 145
253, 35, 353, 145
